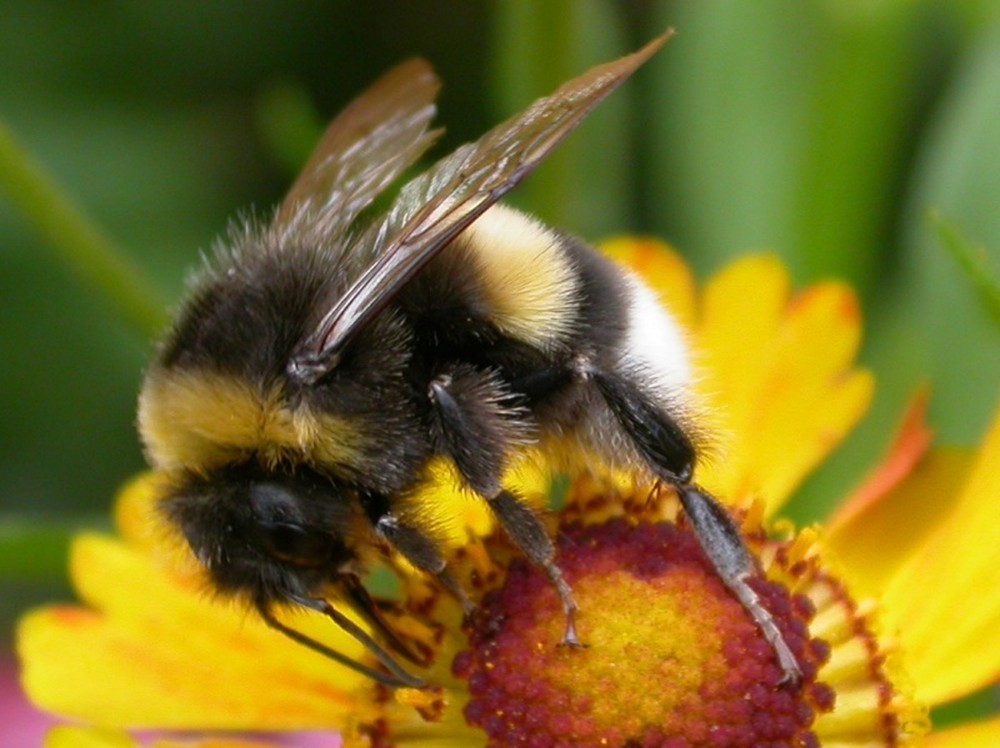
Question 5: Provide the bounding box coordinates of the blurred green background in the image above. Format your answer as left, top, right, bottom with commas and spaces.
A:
2, 0, 999, 729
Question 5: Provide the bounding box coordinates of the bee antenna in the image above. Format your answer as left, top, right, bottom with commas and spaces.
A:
256, 598, 427, 689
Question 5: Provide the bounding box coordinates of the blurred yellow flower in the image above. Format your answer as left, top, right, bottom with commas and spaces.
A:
17, 240, 1000, 747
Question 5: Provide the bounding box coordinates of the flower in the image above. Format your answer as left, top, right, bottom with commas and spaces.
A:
17, 240, 1000, 747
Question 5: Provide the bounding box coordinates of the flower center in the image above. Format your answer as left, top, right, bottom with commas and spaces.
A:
453, 518, 833, 747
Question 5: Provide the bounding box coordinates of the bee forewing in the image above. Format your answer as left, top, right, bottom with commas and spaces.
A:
275, 58, 442, 236
290, 31, 673, 381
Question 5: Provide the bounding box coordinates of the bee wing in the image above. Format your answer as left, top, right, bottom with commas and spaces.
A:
275, 58, 442, 236
289, 32, 672, 382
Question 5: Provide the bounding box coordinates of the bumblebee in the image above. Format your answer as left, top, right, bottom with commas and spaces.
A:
138, 32, 800, 688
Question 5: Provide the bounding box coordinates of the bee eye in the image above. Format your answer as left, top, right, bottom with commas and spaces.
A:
258, 521, 330, 567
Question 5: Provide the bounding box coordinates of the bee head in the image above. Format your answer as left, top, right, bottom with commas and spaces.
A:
161, 464, 361, 606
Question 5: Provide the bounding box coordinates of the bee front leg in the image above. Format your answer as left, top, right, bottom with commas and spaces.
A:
361, 491, 471, 612
428, 366, 582, 647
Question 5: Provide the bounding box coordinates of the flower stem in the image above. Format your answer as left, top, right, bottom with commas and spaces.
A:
0, 119, 168, 337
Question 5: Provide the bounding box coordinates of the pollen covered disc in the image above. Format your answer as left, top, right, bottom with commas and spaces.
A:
452, 518, 832, 747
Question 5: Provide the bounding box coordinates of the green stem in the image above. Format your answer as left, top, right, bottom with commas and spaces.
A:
929, 209, 1000, 330
0, 119, 168, 337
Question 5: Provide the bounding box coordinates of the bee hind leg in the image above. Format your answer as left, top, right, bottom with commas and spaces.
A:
591, 369, 802, 684
676, 485, 802, 685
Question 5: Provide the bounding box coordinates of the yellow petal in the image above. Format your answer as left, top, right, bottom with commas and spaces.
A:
826, 392, 976, 597
921, 716, 1000, 747
45, 726, 135, 748
44, 724, 326, 748
882, 401, 1000, 705
828, 388, 934, 531
18, 533, 372, 729
695, 256, 872, 513
827, 448, 972, 598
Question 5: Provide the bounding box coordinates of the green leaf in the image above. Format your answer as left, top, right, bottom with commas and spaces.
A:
888, 16, 1000, 442
931, 684, 1000, 731
647, 0, 926, 291
0, 523, 71, 583
0, 514, 114, 584
647, 0, 819, 274
491, 0, 635, 238
788, 2, 926, 292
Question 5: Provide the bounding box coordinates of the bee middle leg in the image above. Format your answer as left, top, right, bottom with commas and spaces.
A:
428, 366, 582, 647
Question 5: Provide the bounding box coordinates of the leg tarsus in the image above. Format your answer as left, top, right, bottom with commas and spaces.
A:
338, 574, 430, 667
725, 572, 802, 686
260, 598, 426, 689
677, 485, 802, 685
435, 567, 475, 616
547, 562, 584, 648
